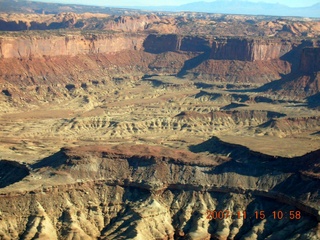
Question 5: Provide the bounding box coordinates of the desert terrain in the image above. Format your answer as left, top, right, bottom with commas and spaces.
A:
0, 1, 320, 239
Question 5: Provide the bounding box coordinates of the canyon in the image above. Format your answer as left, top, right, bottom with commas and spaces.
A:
0, 2, 320, 240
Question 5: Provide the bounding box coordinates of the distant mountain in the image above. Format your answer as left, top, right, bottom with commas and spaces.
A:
137, 0, 320, 18
1, 0, 319, 18
0, 0, 140, 15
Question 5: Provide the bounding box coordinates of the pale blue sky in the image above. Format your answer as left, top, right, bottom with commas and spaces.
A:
38, 0, 320, 8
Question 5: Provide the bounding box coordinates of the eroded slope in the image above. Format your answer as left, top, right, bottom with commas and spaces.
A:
0, 144, 320, 239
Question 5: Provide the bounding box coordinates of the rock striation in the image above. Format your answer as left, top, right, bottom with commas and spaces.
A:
0, 143, 319, 239
0, 33, 304, 62
143, 34, 294, 61
260, 45, 320, 98
0, 33, 145, 59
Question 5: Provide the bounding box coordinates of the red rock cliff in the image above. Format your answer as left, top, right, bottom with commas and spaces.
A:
210, 38, 292, 61
142, 34, 294, 61
0, 33, 298, 62
0, 33, 145, 59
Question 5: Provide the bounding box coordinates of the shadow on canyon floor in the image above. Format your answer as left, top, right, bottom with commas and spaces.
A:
177, 51, 211, 78
0, 160, 30, 188
32, 149, 69, 169
189, 136, 320, 176
307, 92, 320, 109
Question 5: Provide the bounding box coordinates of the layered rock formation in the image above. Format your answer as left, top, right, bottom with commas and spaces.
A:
260, 46, 320, 100
144, 35, 295, 61
0, 31, 313, 92
0, 33, 294, 60
0, 143, 319, 239
0, 32, 145, 59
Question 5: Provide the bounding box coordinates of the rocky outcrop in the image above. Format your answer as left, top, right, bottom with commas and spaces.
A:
253, 44, 320, 98
0, 143, 319, 239
0, 32, 302, 94
1, 182, 319, 240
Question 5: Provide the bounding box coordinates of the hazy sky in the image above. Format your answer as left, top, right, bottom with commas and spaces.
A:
38, 0, 320, 8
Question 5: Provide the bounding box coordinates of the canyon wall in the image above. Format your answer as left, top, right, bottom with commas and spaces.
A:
262, 45, 320, 98
143, 34, 181, 53
210, 38, 293, 61
143, 34, 295, 61
0, 33, 297, 61
0, 33, 145, 59
144, 35, 212, 53
0, 32, 317, 89
300, 47, 320, 73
